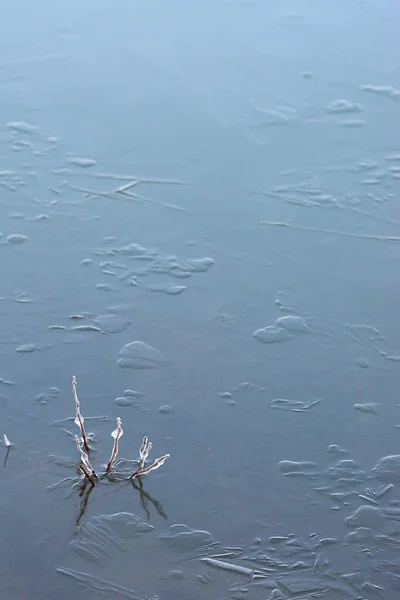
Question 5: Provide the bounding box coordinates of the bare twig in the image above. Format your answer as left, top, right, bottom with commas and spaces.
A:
79, 465, 95, 485
130, 436, 169, 480
75, 435, 97, 483
3, 434, 12, 468
72, 376, 90, 452
139, 436, 152, 469
130, 454, 170, 480
106, 417, 123, 473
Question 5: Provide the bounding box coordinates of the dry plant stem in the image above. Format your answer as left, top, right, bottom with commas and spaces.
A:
79, 465, 95, 485
75, 435, 97, 481
106, 417, 123, 473
72, 376, 90, 452
139, 436, 152, 469
130, 453, 170, 480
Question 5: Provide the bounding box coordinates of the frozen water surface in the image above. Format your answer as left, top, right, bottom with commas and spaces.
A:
0, 0, 399, 598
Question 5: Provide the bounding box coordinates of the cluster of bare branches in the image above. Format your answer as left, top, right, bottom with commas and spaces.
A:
72, 376, 169, 486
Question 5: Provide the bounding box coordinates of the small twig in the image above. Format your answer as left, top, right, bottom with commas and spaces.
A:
79, 465, 95, 485
139, 436, 152, 469
75, 436, 97, 482
130, 438, 170, 480
3, 434, 12, 468
106, 417, 123, 473
72, 376, 90, 452
132, 454, 170, 479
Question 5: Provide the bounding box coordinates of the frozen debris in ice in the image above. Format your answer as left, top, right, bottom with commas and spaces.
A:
202, 557, 255, 578
57, 566, 152, 599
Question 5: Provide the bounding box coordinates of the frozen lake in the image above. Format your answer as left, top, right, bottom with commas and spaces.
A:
0, 1, 399, 598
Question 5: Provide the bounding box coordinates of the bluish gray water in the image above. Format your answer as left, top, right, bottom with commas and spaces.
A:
0, 0, 399, 598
